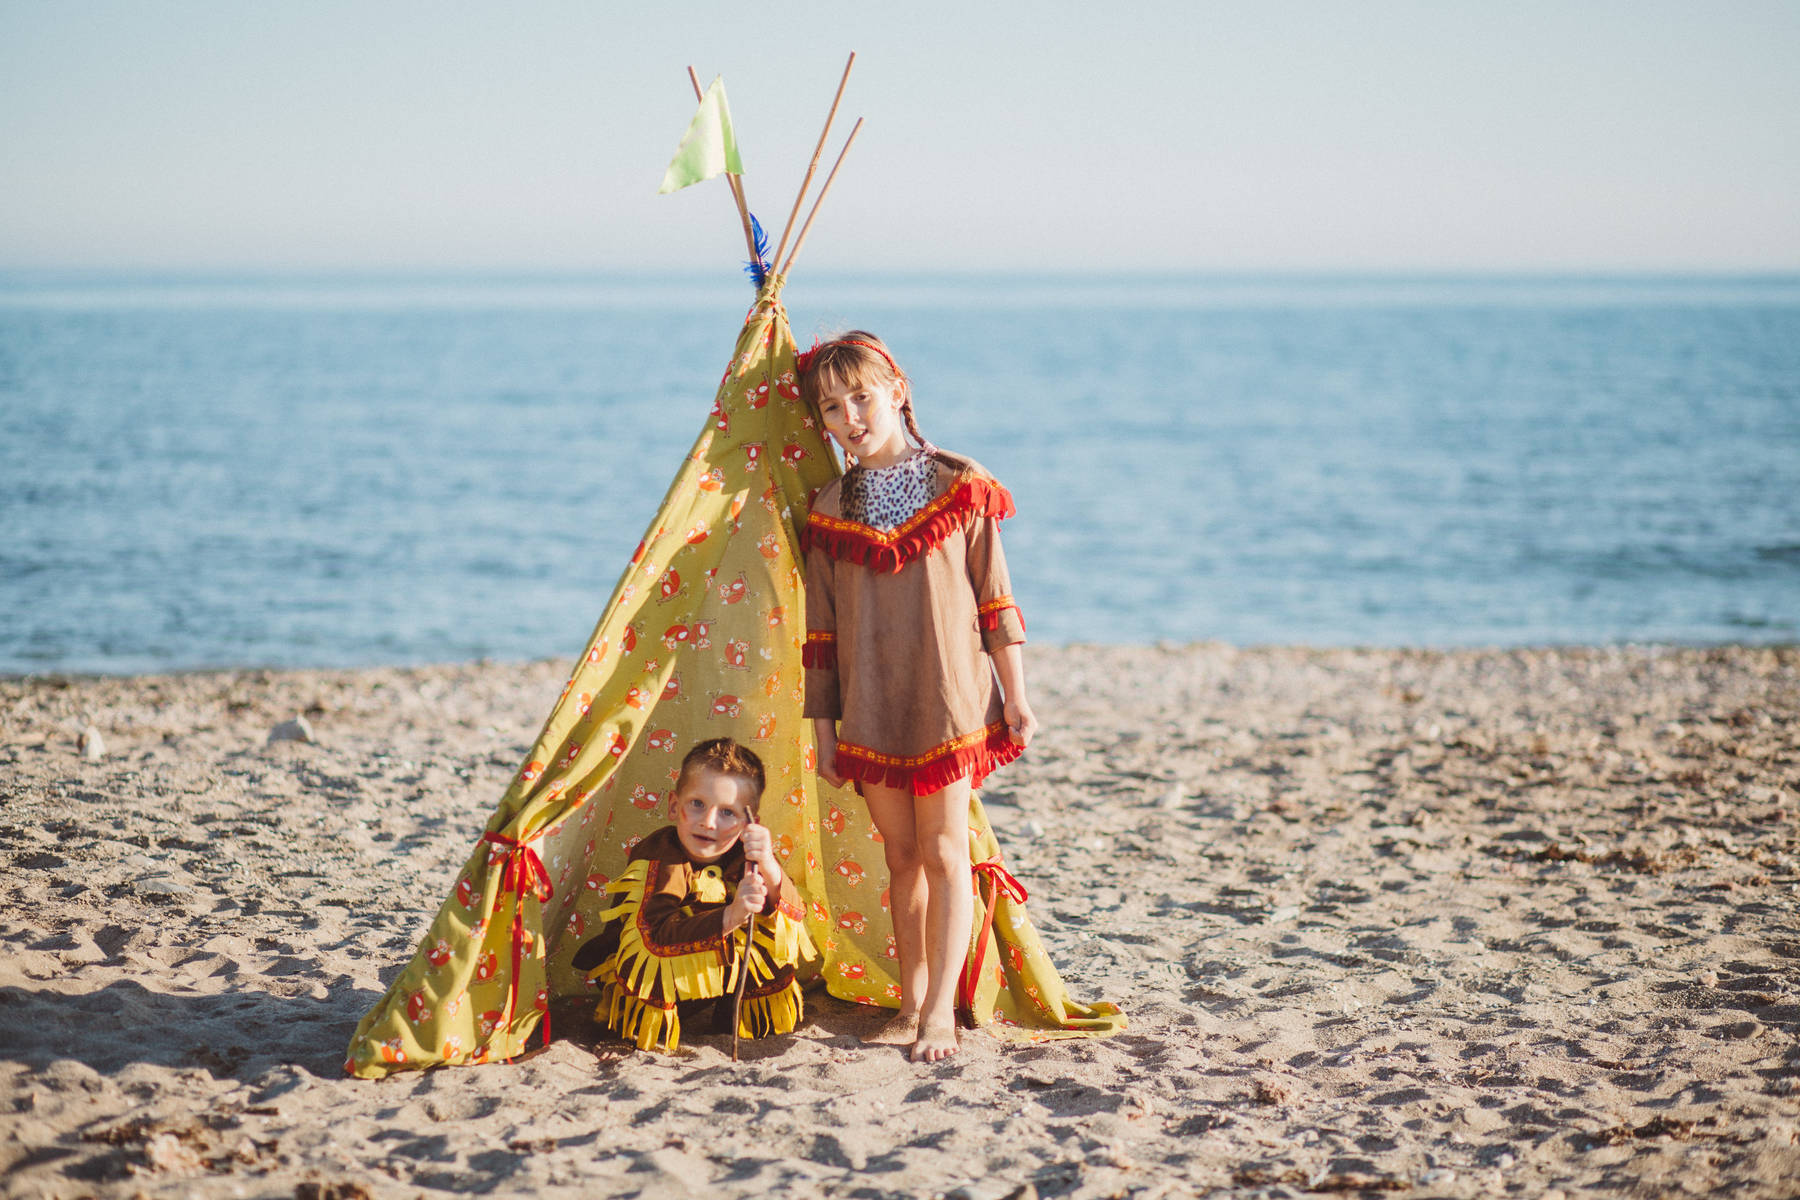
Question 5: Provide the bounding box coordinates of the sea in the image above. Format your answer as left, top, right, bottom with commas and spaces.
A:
2, 272, 1797, 675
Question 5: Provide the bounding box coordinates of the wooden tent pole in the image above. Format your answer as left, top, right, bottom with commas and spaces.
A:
777, 118, 863, 278
687, 66, 762, 270
769, 51, 855, 276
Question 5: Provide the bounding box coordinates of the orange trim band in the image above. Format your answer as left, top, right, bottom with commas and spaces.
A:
833, 721, 1024, 797
801, 476, 1016, 574
976, 596, 1025, 633
802, 631, 837, 670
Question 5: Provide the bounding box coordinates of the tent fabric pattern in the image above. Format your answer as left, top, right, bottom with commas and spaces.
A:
345, 276, 1122, 1078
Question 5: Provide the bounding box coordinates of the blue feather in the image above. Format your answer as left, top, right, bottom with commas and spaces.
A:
743, 212, 770, 288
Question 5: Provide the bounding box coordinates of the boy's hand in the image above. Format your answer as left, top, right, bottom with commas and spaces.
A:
739, 823, 782, 889
728, 866, 768, 929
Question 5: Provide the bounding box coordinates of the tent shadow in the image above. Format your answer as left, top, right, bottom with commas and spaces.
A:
0, 976, 384, 1081
545, 988, 895, 1064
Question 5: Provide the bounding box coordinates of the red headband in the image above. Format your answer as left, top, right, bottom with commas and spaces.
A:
795, 338, 903, 379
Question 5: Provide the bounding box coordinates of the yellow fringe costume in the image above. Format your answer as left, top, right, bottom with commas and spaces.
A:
576, 826, 813, 1052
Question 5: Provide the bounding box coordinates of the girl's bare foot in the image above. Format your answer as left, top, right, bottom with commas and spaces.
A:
863, 1012, 920, 1046
909, 1019, 959, 1062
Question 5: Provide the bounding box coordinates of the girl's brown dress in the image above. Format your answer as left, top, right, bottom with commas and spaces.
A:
801, 448, 1028, 796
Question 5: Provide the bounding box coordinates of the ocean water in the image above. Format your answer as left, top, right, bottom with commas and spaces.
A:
2, 272, 1797, 674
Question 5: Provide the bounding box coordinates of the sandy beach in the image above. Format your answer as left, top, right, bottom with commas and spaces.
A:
3, 644, 1797, 1198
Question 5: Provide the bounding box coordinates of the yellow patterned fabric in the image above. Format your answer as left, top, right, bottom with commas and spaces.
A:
344, 275, 1122, 1077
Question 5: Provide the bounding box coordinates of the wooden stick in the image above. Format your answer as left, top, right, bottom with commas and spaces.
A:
778, 117, 863, 278
770, 51, 856, 276
687, 66, 762, 272
731, 864, 759, 1061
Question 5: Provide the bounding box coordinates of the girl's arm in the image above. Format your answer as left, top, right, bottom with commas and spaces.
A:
801, 520, 848, 787
965, 500, 1034, 745
992, 641, 1038, 747
812, 716, 848, 788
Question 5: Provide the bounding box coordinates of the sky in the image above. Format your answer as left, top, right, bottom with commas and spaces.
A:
3, 1, 1798, 273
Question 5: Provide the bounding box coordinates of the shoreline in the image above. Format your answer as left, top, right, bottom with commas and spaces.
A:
9, 637, 1799, 684
3, 645, 1797, 1197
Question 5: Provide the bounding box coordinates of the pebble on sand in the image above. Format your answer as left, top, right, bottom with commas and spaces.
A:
135, 875, 196, 898
946, 1182, 1037, 1200
79, 725, 105, 760
268, 716, 317, 744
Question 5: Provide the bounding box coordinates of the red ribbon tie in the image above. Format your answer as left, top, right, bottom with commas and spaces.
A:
481, 831, 554, 1053
957, 856, 1029, 1019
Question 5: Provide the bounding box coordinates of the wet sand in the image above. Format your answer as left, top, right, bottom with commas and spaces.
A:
3, 644, 1798, 1198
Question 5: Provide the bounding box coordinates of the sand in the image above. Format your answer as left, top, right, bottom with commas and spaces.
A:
3, 644, 1798, 1199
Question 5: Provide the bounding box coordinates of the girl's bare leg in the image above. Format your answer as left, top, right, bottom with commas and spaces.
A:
911, 776, 973, 1062
860, 781, 928, 1044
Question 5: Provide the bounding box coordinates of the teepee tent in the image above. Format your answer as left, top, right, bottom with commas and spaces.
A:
346, 58, 1123, 1078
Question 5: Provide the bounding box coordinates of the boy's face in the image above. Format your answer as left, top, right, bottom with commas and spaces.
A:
669, 766, 753, 864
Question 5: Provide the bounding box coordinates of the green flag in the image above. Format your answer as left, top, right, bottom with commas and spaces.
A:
658, 76, 744, 194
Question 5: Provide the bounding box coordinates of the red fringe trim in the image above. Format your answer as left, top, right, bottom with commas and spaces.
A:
977, 604, 1025, 633
802, 477, 1016, 574
801, 639, 837, 670
835, 722, 1024, 797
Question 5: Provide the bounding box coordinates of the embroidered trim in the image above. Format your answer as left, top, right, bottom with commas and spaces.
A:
802, 475, 1015, 574
834, 721, 1024, 797
976, 596, 1026, 633
802, 630, 837, 670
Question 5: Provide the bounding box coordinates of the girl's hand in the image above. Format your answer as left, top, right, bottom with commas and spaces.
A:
814, 719, 848, 788
728, 866, 767, 929
817, 741, 848, 788
1004, 696, 1038, 748
739, 822, 782, 888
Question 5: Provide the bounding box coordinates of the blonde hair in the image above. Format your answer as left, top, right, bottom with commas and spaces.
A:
797, 330, 927, 450
675, 737, 766, 817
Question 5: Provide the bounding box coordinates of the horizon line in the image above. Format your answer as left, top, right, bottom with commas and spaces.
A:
5, 265, 1800, 283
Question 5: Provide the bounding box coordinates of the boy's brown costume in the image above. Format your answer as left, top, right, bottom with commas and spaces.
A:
573, 825, 813, 1051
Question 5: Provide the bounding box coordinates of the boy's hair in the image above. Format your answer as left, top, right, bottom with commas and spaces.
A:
796, 330, 927, 450
676, 737, 766, 816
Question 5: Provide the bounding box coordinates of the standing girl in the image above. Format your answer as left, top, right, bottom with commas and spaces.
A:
798, 331, 1034, 1062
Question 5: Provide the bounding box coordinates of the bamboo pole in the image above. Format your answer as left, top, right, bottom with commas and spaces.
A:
769, 51, 855, 276
687, 66, 762, 271
777, 117, 863, 278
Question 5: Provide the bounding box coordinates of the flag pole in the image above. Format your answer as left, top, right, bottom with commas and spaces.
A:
778, 118, 863, 278
770, 51, 855, 276
687, 66, 762, 272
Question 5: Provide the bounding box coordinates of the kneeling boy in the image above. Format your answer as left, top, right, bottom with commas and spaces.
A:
572, 738, 812, 1051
